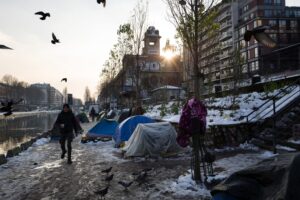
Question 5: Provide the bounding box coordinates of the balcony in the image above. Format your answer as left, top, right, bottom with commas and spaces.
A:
220, 31, 232, 41
218, 11, 231, 22
220, 21, 232, 31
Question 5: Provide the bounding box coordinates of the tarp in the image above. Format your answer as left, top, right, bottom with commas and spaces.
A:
87, 118, 118, 138
113, 115, 155, 147
122, 122, 182, 157
211, 153, 300, 200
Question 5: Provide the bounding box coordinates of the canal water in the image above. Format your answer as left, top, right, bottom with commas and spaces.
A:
0, 112, 59, 154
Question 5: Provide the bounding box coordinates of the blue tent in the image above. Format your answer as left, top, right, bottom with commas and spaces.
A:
87, 118, 119, 138
113, 115, 155, 147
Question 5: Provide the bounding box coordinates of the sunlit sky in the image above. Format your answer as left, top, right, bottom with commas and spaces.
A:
0, 0, 298, 100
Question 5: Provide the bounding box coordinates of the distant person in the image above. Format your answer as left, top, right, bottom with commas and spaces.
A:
89, 107, 96, 122
54, 104, 78, 164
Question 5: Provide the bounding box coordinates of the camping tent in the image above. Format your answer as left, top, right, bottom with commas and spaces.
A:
113, 115, 155, 147
122, 122, 182, 157
87, 118, 118, 138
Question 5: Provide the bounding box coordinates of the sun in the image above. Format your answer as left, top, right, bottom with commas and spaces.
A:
162, 50, 175, 60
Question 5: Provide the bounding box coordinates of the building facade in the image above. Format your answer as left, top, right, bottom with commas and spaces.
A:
182, 0, 300, 96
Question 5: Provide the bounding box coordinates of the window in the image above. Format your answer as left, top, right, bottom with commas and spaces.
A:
290, 20, 297, 29
264, 0, 272, 4
255, 48, 259, 58
269, 20, 277, 26
239, 27, 246, 36
279, 20, 286, 32
269, 34, 277, 41
274, 0, 281, 5
149, 42, 155, 46
264, 10, 272, 17
242, 64, 248, 73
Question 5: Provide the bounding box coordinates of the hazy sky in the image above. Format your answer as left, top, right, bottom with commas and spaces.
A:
0, 0, 299, 100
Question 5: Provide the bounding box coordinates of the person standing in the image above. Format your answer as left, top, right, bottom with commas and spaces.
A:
54, 104, 78, 164
89, 107, 96, 122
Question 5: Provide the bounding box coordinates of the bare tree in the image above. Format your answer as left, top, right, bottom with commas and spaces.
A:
165, 0, 220, 98
84, 86, 91, 104
62, 87, 68, 104
164, 0, 221, 182
122, 0, 148, 106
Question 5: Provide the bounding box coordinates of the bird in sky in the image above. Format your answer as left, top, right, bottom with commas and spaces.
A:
97, 0, 106, 7
61, 78, 67, 82
94, 186, 109, 200
51, 33, 60, 44
118, 181, 133, 191
244, 26, 277, 48
35, 11, 50, 20
0, 44, 13, 50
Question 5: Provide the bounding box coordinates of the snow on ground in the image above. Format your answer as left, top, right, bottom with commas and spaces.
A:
0, 121, 276, 200
144, 85, 300, 126
32, 137, 51, 147
288, 139, 300, 144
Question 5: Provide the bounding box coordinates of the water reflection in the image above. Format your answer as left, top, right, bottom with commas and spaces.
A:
0, 112, 59, 154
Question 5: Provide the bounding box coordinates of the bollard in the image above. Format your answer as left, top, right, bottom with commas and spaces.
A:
0, 154, 7, 165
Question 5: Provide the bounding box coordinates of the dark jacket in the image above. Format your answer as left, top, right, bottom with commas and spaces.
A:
55, 111, 78, 134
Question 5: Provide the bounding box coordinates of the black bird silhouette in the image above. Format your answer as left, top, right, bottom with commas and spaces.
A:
101, 166, 112, 174
61, 78, 67, 82
51, 33, 60, 44
118, 181, 133, 191
104, 174, 114, 182
35, 11, 50, 20
94, 186, 109, 200
135, 171, 147, 186
0, 99, 23, 117
97, 0, 106, 7
244, 26, 277, 48
0, 45, 13, 50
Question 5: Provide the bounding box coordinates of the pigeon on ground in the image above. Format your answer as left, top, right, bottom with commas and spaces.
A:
118, 181, 133, 191
97, 0, 106, 7
94, 186, 109, 200
101, 166, 112, 174
244, 26, 277, 48
104, 174, 114, 182
61, 78, 67, 82
0, 45, 13, 50
135, 171, 147, 186
35, 11, 50, 20
51, 33, 60, 44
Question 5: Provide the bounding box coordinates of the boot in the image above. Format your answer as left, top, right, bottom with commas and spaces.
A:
67, 151, 72, 164
61, 150, 66, 159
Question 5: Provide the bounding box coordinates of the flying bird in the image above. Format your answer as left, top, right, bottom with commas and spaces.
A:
244, 26, 277, 48
51, 33, 60, 44
94, 186, 109, 200
118, 181, 133, 191
97, 0, 106, 7
61, 78, 67, 82
0, 45, 13, 50
101, 166, 112, 175
104, 174, 114, 182
35, 11, 50, 20
0, 99, 23, 117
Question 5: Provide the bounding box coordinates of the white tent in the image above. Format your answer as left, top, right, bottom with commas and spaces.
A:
122, 122, 183, 157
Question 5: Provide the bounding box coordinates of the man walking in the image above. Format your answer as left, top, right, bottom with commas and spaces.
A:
54, 104, 78, 164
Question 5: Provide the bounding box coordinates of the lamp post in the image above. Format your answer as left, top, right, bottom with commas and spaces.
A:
179, 0, 203, 182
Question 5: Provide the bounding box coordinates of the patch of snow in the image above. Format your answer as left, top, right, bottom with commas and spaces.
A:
276, 145, 297, 152
162, 173, 211, 199
32, 137, 51, 147
206, 174, 227, 184
258, 151, 278, 159
288, 139, 300, 144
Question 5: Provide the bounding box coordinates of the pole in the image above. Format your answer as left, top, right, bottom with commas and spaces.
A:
192, 0, 202, 183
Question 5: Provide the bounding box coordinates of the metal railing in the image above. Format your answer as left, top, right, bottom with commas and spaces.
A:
246, 78, 300, 123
